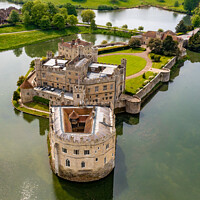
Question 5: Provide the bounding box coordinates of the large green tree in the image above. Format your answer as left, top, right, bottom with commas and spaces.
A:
184, 0, 200, 12
40, 15, 51, 29
148, 38, 163, 54
175, 20, 187, 33
188, 31, 200, 52
162, 35, 179, 56
67, 15, 78, 26
52, 13, 65, 29
81, 10, 95, 24
63, 3, 77, 16
9, 10, 20, 25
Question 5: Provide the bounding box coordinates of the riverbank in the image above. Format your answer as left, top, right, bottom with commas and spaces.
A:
0, 25, 133, 51
7, 0, 186, 13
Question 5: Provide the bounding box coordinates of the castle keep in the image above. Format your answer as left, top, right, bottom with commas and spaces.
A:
49, 106, 116, 182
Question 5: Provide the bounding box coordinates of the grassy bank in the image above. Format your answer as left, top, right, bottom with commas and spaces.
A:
9, 0, 185, 11
125, 71, 156, 94
150, 54, 174, 69
13, 100, 49, 118
0, 26, 132, 51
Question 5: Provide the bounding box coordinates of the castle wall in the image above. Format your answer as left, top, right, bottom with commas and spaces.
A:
49, 108, 116, 182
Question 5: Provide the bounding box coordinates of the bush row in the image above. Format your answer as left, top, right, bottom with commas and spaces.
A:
98, 5, 119, 10
98, 45, 129, 54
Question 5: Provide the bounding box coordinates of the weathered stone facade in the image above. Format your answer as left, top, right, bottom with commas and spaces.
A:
49, 106, 116, 182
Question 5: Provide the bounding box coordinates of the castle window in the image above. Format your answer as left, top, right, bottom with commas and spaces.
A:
81, 161, 85, 168
105, 93, 107, 96
102, 98, 104, 100
75, 79, 78, 84
95, 86, 99, 92
103, 85, 107, 91
77, 94, 80, 98
56, 78, 59, 81
68, 72, 71, 75
62, 148, 67, 153
96, 94, 98, 97
88, 88, 90, 93
84, 150, 90, 155
27, 93, 29, 95
112, 153, 114, 157
120, 85, 123, 91
42, 73, 45, 78
104, 157, 106, 164
69, 78, 71, 83
98, 147, 100, 150
106, 144, 109, 149
96, 158, 98, 162
109, 96, 112, 99
76, 73, 78, 76
110, 84, 113, 89
66, 159, 70, 167
74, 150, 79, 155
106, 97, 108, 100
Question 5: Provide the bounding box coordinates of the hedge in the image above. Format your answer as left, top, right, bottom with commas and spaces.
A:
33, 96, 50, 106
98, 45, 129, 54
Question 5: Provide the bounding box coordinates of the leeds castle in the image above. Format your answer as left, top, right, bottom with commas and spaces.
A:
20, 39, 140, 182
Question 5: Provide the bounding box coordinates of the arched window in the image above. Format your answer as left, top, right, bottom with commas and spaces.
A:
66, 159, 70, 167
81, 161, 85, 168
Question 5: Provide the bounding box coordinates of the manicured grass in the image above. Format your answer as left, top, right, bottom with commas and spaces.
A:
13, 100, 49, 118
125, 71, 155, 94
106, 47, 146, 54
0, 24, 36, 34
150, 54, 174, 69
98, 54, 146, 76
24, 102, 49, 112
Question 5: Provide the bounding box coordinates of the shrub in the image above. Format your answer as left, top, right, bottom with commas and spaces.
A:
142, 73, 146, 79
154, 55, 161, 62
13, 91, 20, 101
33, 96, 50, 106
17, 76, 25, 87
98, 45, 129, 54
143, 80, 149, 85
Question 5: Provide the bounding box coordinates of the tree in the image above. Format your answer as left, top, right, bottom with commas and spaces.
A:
128, 38, 141, 49
40, 15, 51, 29
158, 28, 164, 32
184, 0, 200, 12
174, 1, 179, 7
90, 19, 97, 30
81, 10, 95, 24
13, 91, 20, 102
192, 15, 200, 27
63, 3, 77, 16
59, 8, 68, 20
23, 11, 31, 26
47, 2, 58, 17
22, 1, 34, 15
188, 31, 200, 52
17, 76, 25, 87
67, 15, 78, 26
31, 1, 48, 26
52, 13, 65, 29
106, 22, 112, 28
175, 20, 187, 33
9, 10, 20, 25
122, 24, 128, 29
138, 26, 144, 32
148, 38, 163, 54
163, 35, 179, 56
101, 40, 108, 44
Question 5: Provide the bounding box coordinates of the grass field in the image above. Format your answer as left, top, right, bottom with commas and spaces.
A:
98, 54, 146, 76
24, 102, 49, 112
150, 54, 174, 69
125, 71, 155, 94
35, 0, 185, 10
0, 24, 37, 34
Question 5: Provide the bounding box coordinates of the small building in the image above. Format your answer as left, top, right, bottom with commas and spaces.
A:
49, 106, 116, 182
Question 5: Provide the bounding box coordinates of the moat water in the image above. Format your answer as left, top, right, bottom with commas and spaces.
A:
0, 0, 189, 31
0, 32, 200, 199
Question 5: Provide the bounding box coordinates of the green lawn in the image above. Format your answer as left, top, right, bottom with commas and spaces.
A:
35, 0, 185, 10
150, 54, 174, 69
98, 54, 146, 77
125, 71, 155, 94
24, 102, 49, 112
0, 24, 37, 34
13, 100, 49, 118
105, 47, 146, 54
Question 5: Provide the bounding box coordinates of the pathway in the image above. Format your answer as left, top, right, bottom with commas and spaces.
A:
0, 29, 39, 35
98, 48, 152, 79
21, 103, 50, 114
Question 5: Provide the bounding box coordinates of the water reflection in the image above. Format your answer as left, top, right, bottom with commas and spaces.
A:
13, 48, 23, 57
187, 50, 200, 63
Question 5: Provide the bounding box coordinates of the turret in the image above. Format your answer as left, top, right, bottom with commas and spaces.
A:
92, 47, 98, 62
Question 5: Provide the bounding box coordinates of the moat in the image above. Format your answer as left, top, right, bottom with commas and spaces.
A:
0, 32, 200, 199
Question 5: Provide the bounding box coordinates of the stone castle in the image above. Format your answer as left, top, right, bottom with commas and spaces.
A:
20, 39, 140, 182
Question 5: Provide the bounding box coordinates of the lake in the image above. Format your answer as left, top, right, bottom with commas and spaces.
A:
0, 32, 200, 199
